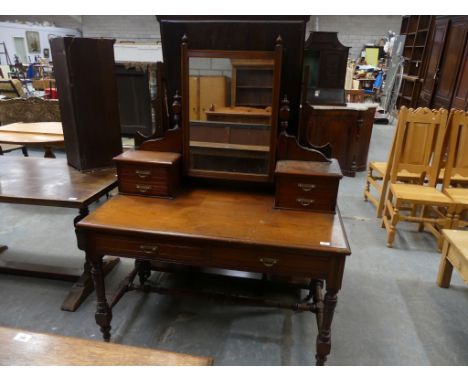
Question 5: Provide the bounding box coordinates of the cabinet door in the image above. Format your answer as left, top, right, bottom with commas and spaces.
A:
432, 17, 468, 109
199, 76, 226, 121
451, 36, 468, 110
418, 18, 449, 107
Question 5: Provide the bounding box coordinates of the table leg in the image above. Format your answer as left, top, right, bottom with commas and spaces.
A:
43, 146, 56, 158
61, 207, 120, 312
315, 288, 338, 366
90, 254, 113, 342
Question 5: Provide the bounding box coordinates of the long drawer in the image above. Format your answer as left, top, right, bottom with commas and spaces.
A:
88, 232, 331, 279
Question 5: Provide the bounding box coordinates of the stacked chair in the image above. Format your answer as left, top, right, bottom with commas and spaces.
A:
364, 106, 468, 249
364, 107, 439, 218
440, 110, 468, 229
381, 107, 454, 248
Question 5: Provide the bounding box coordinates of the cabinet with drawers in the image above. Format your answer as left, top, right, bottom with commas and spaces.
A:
274, 160, 342, 213
114, 149, 181, 198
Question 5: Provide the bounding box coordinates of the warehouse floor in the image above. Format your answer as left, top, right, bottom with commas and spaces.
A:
0, 122, 467, 366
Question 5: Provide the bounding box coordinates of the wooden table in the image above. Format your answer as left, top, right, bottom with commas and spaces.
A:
0, 326, 213, 365
76, 186, 351, 366
437, 229, 468, 288
0, 156, 119, 311
0, 122, 64, 158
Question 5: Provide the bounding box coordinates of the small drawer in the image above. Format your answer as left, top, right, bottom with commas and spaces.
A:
275, 176, 339, 213
274, 160, 342, 213
118, 179, 170, 197
119, 164, 167, 182
114, 150, 181, 198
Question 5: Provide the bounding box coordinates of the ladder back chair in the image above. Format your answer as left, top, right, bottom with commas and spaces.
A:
381, 107, 455, 248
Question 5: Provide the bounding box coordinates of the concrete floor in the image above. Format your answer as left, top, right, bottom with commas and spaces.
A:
0, 124, 467, 366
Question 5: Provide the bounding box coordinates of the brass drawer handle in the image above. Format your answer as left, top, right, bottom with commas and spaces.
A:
139, 245, 159, 255
297, 198, 315, 207
135, 169, 151, 179
298, 183, 316, 192
259, 257, 279, 267
136, 184, 152, 193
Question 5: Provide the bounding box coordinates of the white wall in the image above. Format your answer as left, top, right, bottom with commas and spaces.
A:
82, 16, 160, 43
0, 21, 81, 65
114, 43, 163, 63
307, 15, 403, 59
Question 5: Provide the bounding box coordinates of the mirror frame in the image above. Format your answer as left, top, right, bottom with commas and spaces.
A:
181, 37, 283, 182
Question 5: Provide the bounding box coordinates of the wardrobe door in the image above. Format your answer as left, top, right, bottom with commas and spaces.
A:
418, 18, 449, 107
451, 38, 468, 110
432, 17, 468, 109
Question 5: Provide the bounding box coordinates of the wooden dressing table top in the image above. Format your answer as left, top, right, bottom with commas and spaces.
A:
78, 187, 350, 254
0, 156, 117, 208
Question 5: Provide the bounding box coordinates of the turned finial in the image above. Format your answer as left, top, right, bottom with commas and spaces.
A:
181, 34, 188, 45
275, 35, 283, 47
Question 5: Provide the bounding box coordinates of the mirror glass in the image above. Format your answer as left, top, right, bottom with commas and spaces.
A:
188, 56, 274, 176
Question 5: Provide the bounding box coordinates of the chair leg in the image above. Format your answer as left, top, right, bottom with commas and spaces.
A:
418, 205, 426, 232
387, 200, 400, 248
363, 167, 371, 201
21, 146, 29, 157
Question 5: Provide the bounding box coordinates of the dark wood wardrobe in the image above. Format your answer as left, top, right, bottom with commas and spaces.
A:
418, 16, 468, 110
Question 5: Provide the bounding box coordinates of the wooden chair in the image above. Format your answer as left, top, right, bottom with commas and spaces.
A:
381, 107, 455, 248
441, 109, 468, 229
364, 107, 433, 218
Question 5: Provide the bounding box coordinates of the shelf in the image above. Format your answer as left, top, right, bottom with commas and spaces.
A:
190, 140, 270, 153
236, 85, 273, 89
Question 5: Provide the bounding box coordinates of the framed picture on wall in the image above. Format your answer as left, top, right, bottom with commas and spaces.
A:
26, 31, 41, 53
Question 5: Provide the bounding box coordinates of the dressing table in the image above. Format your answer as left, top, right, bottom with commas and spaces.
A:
76, 16, 351, 366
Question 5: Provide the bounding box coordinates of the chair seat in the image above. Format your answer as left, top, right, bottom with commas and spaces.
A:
369, 161, 423, 180
439, 168, 468, 183
445, 188, 468, 205
390, 183, 454, 204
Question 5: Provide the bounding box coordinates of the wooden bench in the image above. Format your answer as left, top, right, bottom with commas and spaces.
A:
437, 230, 468, 288
0, 326, 213, 366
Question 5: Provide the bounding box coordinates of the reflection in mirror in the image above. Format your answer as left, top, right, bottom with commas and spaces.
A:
188, 56, 274, 176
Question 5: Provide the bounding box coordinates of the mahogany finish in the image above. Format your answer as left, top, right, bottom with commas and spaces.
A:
275, 160, 342, 213
299, 103, 377, 176
51, 37, 123, 170
0, 156, 119, 311
76, 188, 350, 365
75, 16, 351, 366
114, 150, 181, 198
0, 326, 213, 366
419, 16, 468, 110
157, 16, 309, 136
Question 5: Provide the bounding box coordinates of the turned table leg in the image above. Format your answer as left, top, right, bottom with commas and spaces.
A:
61, 206, 119, 312
315, 288, 338, 366
90, 254, 113, 342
